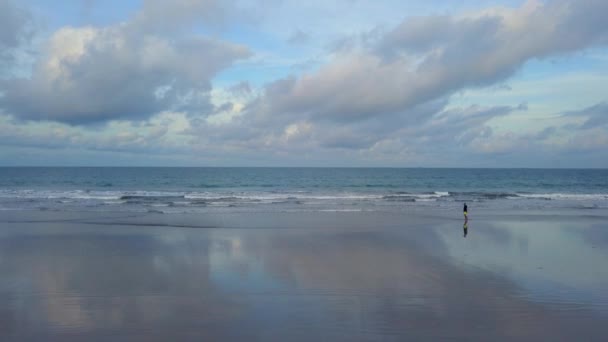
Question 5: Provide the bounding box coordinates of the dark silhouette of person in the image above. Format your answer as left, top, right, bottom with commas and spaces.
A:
463, 203, 468, 222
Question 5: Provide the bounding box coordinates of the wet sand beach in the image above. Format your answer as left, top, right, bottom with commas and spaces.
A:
1, 210, 607, 341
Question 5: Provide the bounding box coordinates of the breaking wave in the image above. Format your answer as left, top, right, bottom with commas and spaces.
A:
1, 189, 607, 213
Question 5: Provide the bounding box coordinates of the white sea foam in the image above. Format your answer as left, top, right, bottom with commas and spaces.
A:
103, 200, 127, 205
0, 189, 123, 200
516, 193, 608, 201
318, 209, 365, 212
185, 192, 383, 202
383, 192, 450, 201
1, 188, 607, 213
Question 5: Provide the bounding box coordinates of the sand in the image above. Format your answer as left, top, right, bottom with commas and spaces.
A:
0, 209, 607, 341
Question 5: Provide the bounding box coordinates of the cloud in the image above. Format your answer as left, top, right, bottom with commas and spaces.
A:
228, 81, 253, 97
178, 0, 608, 165
569, 128, 608, 151
535, 126, 558, 140
0, 0, 31, 49
0, 111, 192, 156
287, 29, 310, 45
0, 0, 251, 124
1, 0, 608, 167
563, 101, 608, 129
131, 0, 237, 33
246, 0, 608, 126
186, 98, 522, 164
1, 100, 604, 167
459, 101, 608, 156
0, 0, 33, 63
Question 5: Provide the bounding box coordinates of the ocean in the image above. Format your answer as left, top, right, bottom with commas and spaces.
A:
1, 167, 607, 213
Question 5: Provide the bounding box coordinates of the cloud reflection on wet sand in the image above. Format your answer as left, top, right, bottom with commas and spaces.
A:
0, 211, 606, 341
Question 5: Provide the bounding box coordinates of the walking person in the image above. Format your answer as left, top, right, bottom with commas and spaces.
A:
463, 203, 468, 222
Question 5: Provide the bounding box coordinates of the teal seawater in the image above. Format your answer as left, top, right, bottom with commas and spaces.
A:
0, 167, 607, 212
1, 167, 607, 192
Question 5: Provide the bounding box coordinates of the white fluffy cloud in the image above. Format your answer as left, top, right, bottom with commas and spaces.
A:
0, 0, 250, 124
183, 0, 608, 165
246, 0, 608, 126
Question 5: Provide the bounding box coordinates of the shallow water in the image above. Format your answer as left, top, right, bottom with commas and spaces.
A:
0, 210, 607, 340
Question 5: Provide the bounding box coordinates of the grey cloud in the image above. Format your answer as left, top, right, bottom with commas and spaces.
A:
2, 100, 602, 167
228, 81, 252, 97
315, 99, 449, 150
319, 128, 380, 149
0, 0, 31, 49
214, 102, 234, 113
131, 0, 236, 33
376, 0, 608, 89
239, 90, 513, 153
525, 101, 608, 152
0, 1, 251, 124
563, 101, 608, 128
0, 117, 186, 156
535, 126, 558, 140
328, 36, 357, 53
0, 0, 33, 64
251, 1, 608, 126
256, 55, 427, 122
327, 25, 385, 54
188, 98, 519, 160
287, 29, 310, 45
453, 102, 608, 156
565, 129, 608, 152
403, 104, 523, 148
376, 15, 491, 57
380, 0, 608, 59
186, 115, 261, 146
207, 0, 602, 163
458, 125, 493, 146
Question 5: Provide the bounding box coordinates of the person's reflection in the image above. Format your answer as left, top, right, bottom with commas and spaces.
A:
463, 222, 468, 237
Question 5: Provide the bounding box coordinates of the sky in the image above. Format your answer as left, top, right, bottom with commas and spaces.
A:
0, 0, 607, 167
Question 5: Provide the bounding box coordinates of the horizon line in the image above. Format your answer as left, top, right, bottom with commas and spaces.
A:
1, 166, 607, 170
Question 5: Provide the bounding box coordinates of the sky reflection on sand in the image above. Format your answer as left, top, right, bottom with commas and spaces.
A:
0, 211, 607, 340
437, 219, 608, 308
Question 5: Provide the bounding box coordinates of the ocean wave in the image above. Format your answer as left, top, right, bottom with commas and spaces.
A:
1, 188, 607, 213
382, 196, 416, 202
192, 184, 223, 188
449, 192, 516, 199
318, 209, 365, 212
0, 190, 123, 201
515, 193, 608, 201
382, 191, 450, 202
2, 189, 607, 202
120, 195, 185, 201
103, 200, 127, 205
184, 193, 383, 202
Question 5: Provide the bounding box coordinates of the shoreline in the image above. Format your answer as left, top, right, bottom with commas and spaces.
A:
2, 206, 608, 226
